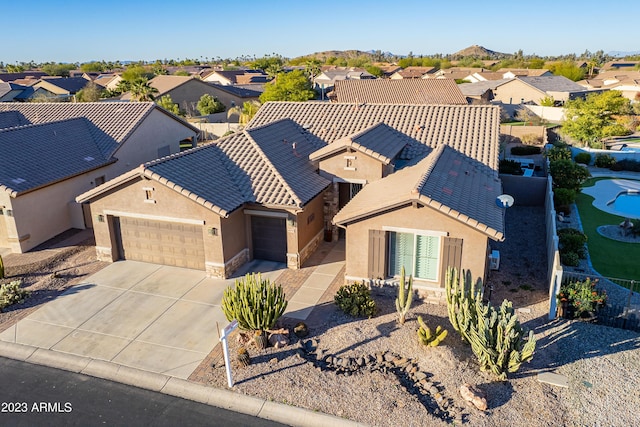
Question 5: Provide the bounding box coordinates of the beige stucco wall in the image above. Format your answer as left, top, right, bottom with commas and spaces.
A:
220, 208, 247, 262
319, 151, 386, 183
493, 80, 546, 105
343, 203, 490, 288
163, 81, 229, 116
4, 166, 111, 253
110, 109, 196, 177
296, 191, 326, 251
88, 176, 224, 265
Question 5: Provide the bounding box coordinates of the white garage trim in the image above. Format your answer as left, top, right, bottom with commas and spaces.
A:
103, 210, 205, 225
244, 209, 289, 218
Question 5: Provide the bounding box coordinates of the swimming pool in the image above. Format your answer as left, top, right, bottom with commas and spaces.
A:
609, 190, 640, 218
581, 178, 640, 218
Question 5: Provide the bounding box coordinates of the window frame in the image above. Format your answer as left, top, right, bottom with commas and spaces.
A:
384, 227, 445, 283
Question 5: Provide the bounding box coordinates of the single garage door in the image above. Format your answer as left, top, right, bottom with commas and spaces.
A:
251, 215, 287, 263
114, 216, 205, 270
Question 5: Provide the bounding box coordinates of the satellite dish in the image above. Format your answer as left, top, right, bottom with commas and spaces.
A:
496, 194, 515, 209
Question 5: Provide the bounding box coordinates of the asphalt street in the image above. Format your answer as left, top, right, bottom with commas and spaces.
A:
0, 357, 288, 427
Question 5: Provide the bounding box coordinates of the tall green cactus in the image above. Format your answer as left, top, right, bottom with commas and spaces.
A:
445, 267, 536, 380
395, 266, 413, 325
0, 254, 4, 280
221, 273, 288, 331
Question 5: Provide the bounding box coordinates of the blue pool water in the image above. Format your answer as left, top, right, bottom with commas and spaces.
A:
610, 191, 640, 218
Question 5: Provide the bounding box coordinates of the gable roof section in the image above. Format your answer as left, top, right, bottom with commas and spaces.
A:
309, 122, 418, 164
0, 102, 195, 158
217, 119, 331, 208
35, 77, 90, 94
0, 118, 114, 196
248, 102, 501, 170
0, 71, 48, 82
458, 79, 512, 96
210, 83, 263, 97
332, 79, 467, 105
517, 76, 586, 93
333, 144, 504, 240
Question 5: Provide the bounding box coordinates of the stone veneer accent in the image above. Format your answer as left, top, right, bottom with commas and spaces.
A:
206, 248, 249, 278
95, 246, 113, 262
286, 252, 299, 270
299, 229, 324, 267
323, 182, 340, 242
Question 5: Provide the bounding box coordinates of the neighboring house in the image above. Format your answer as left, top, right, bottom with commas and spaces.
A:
462, 72, 506, 83
577, 71, 640, 101
207, 83, 262, 110
77, 101, 503, 291
491, 76, 594, 105
93, 74, 123, 92
458, 79, 512, 104
601, 60, 640, 70
0, 82, 34, 102
77, 119, 331, 277
31, 77, 91, 101
313, 68, 375, 93
202, 70, 268, 85
389, 67, 436, 79
329, 79, 468, 104
496, 69, 552, 79
0, 102, 199, 253
0, 71, 48, 83
428, 68, 487, 80
376, 64, 403, 78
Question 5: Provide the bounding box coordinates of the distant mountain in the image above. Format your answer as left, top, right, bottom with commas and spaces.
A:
451, 45, 511, 59
302, 50, 376, 61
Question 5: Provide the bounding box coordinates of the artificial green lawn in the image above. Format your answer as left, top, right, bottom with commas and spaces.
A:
575, 177, 640, 282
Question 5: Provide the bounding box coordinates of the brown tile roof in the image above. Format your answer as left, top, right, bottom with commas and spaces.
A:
332, 79, 468, 105
0, 102, 198, 158
333, 144, 504, 240
496, 68, 551, 77
309, 123, 416, 164
248, 102, 501, 170
217, 119, 331, 208
392, 66, 435, 78
1, 118, 114, 196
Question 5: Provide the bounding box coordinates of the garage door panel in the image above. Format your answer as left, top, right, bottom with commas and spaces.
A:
251, 216, 287, 263
117, 216, 205, 270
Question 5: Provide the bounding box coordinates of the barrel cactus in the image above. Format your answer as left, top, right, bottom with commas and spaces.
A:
237, 347, 251, 367
221, 273, 287, 332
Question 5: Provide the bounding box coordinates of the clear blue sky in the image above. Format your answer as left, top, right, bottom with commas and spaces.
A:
4, 0, 639, 64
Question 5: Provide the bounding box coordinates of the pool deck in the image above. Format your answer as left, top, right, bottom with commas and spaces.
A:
582, 169, 640, 217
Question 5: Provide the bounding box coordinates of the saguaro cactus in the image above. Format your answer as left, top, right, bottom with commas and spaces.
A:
445, 267, 483, 341
395, 266, 413, 325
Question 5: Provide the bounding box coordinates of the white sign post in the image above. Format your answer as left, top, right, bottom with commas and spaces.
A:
220, 319, 239, 388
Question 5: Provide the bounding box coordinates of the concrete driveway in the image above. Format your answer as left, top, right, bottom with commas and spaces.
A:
0, 259, 285, 379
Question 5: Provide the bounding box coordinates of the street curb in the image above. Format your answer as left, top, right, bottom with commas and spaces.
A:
0, 342, 368, 427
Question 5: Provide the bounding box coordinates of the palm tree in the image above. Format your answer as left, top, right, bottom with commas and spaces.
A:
128, 77, 158, 102
227, 100, 261, 125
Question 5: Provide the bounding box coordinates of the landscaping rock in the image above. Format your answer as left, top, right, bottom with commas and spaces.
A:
459, 383, 488, 411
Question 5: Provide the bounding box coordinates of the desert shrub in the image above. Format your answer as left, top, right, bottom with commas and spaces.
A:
574, 152, 592, 165
221, 273, 287, 331
334, 282, 376, 318
614, 159, 640, 172
594, 153, 616, 168
549, 159, 590, 192
560, 251, 580, 267
553, 188, 576, 207
0, 280, 30, 311
558, 228, 587, 255
445, 268, 536, 381
545, 146, 572, 161
520, 134, 543, 145
499, 159, 522, 175
510, 145, 542, 156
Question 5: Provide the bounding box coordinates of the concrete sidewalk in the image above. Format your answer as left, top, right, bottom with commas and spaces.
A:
0, 239, 356, 426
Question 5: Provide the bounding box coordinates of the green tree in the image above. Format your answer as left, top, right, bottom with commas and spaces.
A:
304, 59, 322, 81
549, 159, 590, 192
196, 93, 225, 115
562, 91, 633, 146
365, 65, 383, 77
227, 100, 261, 124
157, 94, 181, 115
121, 65, 153, 82
80, 62, 104, 73
127, 77, 158, 102
41, 62, 76, 77
75, 81, 102, 102
259, 70, 315, 102
548, 61, 585, 81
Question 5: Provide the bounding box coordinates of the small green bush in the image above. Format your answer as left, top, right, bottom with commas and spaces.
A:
574, 152, 592, 165
545, 146, 572, 161
560, 251, 580, 267
553, 188, 576, 207
510, 145, 542, 156
520, 134, 543, 145
334, 282, 376, 318
0, 280, 30, 311
594, 154, 616, 168
558, 228, 587, 259
614, 159, 640, 172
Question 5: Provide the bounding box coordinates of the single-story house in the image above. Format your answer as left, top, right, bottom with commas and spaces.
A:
495, 69, 552, 79
0, 71, 48, 83
329, 79, 468, 104
458, 79, 512, 104
0, 82, 35, 102
31, 77, 92, 101
77, 101, 504, 290
313, 68, 375, 93
389, 67, 436, 79
491, 76, 596, 105
0, 102, 200, 253
77, 119, 331, 277
202, 70, 269, 86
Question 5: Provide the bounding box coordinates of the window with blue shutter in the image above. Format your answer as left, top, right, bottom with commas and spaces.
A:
388, 231, 440, 281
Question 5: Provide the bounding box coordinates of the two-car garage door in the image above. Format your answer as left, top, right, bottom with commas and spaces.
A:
113, 216, 205, 270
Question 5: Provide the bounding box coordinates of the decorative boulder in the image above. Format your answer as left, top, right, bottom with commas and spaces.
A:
293, 322, 309, 338
459, 383, 488, 411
